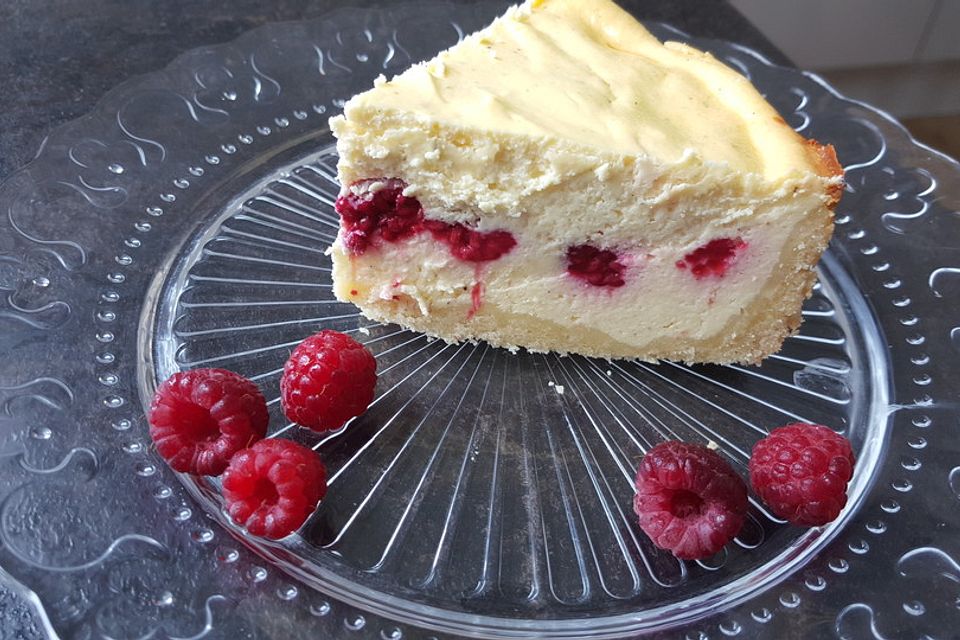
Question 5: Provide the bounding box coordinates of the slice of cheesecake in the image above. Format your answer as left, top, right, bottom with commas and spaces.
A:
328, 0, 842, 364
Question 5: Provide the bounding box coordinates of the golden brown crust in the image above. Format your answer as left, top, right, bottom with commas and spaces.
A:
805, 139, 844, 209
772, 114, 844, 210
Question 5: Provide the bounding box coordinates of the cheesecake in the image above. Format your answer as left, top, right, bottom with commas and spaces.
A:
328, 0, 843, 364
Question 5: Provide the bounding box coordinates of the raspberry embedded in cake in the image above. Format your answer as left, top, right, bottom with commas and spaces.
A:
423, 220, 517, 263
335, 179, 517, 263
336, 178, 423, 254
565, 244, 627, 288
676, 237, 747, 279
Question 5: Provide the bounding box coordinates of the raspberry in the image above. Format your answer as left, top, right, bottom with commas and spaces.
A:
336, 178, 517, 262
148, 368, 268, 476
335, 178, 423, 254
281, 330, 377, 432
676, 237, 747, 279
222, 438, 327, 539
749, 423, 855, 526
424, 220, 517, 262
633, 441, 748, 559
566, 244, 626, 287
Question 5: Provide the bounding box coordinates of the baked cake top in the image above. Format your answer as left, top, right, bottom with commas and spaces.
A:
340, 0, 828, 181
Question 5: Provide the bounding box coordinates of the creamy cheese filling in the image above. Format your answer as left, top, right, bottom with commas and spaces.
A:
332, 199, 806, 350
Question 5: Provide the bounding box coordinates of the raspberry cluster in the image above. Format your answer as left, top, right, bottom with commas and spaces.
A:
148, 330, 378, 539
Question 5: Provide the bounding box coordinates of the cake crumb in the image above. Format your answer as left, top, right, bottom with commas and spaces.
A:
555, 385, 565, 395
706, 440, 719, 450
606, 370, 612, 376
548, 381, 555, 387
358, 326, 370, 336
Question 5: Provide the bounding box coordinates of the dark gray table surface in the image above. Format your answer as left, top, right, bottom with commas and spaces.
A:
0, 0, 787, 182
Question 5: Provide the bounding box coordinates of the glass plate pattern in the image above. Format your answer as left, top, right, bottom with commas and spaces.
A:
0, 2, 958, 639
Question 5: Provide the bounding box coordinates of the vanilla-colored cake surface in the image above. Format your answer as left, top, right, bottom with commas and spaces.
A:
327, 0, 843, 364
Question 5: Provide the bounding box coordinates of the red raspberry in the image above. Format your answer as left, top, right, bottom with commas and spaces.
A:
221, 438, 327, 539
749, 423, 855, 526
335, 178, 424, 254
676, 237, 747, 279
423, 220, 517, 262
280, 330, 377, 432
566, 244, 626, 287
336, 178, 517, 263
633, 441, 748, 560
148, 368, 268, 476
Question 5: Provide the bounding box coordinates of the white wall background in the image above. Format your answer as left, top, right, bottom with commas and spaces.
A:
728, 0, 959, 68
728, 0, 960, 118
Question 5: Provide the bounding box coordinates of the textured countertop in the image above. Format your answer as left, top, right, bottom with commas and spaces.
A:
0, 0, 787, 181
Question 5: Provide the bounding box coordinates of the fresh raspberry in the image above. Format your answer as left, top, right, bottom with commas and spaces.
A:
676, 237, 747, 279
221, 438, 327, 539
335, 178, 423, 254
148, 368, 268, 476
281, 330, 377, 432
566, 244, 626, 287
749, 423, 855, 526
633, 441, 748, 559
423, 220, 517, 262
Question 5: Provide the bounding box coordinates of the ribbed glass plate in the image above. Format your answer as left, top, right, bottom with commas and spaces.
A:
1, 3, 959, 639
152, 145, 888, 636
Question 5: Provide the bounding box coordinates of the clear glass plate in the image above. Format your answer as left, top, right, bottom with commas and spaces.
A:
1, 2, 959, 639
